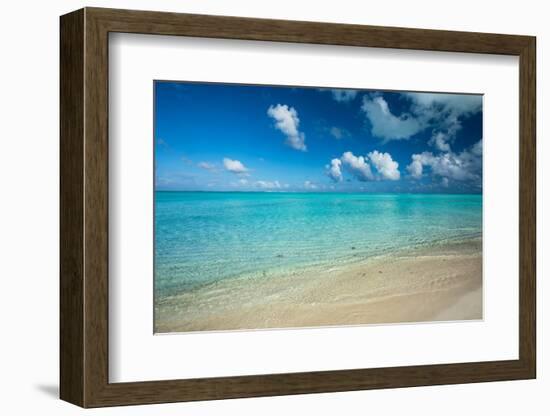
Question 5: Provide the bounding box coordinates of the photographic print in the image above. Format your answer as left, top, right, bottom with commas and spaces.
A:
154, 81, 483, 334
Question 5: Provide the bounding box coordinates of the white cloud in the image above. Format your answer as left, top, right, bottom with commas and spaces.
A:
405, 92, 482, 116
267, 104, 307, 151
304, 180, 318, 190
428, 131, 451, 152
223, 158, 249, 174
341, 151, 374, 181
238, 178, 248, 185
407, 157, 424, 179
361, 92, 482, 146
367, 151, 400, 180
197, 161, 216, 171
326, 158, 343, 182
405, 92, 482, 151
254, 180, 281, 189
328, 150, 401, 182
331, 89, 358, 102
407, 139, 482, 182
361, 96, 422, 140
471, 139, 483, 156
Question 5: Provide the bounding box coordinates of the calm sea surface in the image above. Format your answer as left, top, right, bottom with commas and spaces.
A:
155, 192, 482, 298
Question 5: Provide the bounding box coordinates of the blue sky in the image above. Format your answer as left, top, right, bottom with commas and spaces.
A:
154, 81, 482, 193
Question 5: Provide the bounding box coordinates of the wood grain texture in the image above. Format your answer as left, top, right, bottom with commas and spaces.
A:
83, 10, 110, 406
518, 38, 537, 376
59, 8, 84, 407
89, 7, 532, 54
59, 7, 537, 408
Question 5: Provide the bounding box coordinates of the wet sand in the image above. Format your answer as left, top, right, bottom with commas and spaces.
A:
155, 239, 482, 333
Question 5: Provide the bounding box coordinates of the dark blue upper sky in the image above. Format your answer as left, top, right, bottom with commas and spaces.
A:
154, 81, 482, 193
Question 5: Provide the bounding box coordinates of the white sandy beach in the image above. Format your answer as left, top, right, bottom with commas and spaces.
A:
155, 239, 482, 333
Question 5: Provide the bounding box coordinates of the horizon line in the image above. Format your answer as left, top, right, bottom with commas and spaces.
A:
155, 189, 483, 195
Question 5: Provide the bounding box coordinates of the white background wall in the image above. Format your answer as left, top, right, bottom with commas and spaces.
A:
0, 0, 545, 414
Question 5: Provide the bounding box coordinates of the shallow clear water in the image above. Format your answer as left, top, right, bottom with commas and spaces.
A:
155, 192, 482, 298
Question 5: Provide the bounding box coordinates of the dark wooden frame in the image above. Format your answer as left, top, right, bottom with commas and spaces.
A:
60, 7, 536, 408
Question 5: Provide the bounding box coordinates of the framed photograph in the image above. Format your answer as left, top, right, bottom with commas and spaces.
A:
60, 7, 536, 407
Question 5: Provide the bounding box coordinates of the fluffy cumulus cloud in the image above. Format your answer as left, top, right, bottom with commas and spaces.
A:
405, 92, 482, 152
267, 104, 307, 151
327, 150, 401, 183
407, 156, 424, 179
428, 131, 451, 152
407, 139, 482, 183
361, 96, 422, 141
223, 158, 248, 174
326, 158, 343, 182
367, 151, 400, 180
341, 151, 374, 182
361, 92, 482, 145
331, 89, 358, 102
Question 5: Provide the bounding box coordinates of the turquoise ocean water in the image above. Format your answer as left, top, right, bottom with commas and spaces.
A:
155, 192, 482, 298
